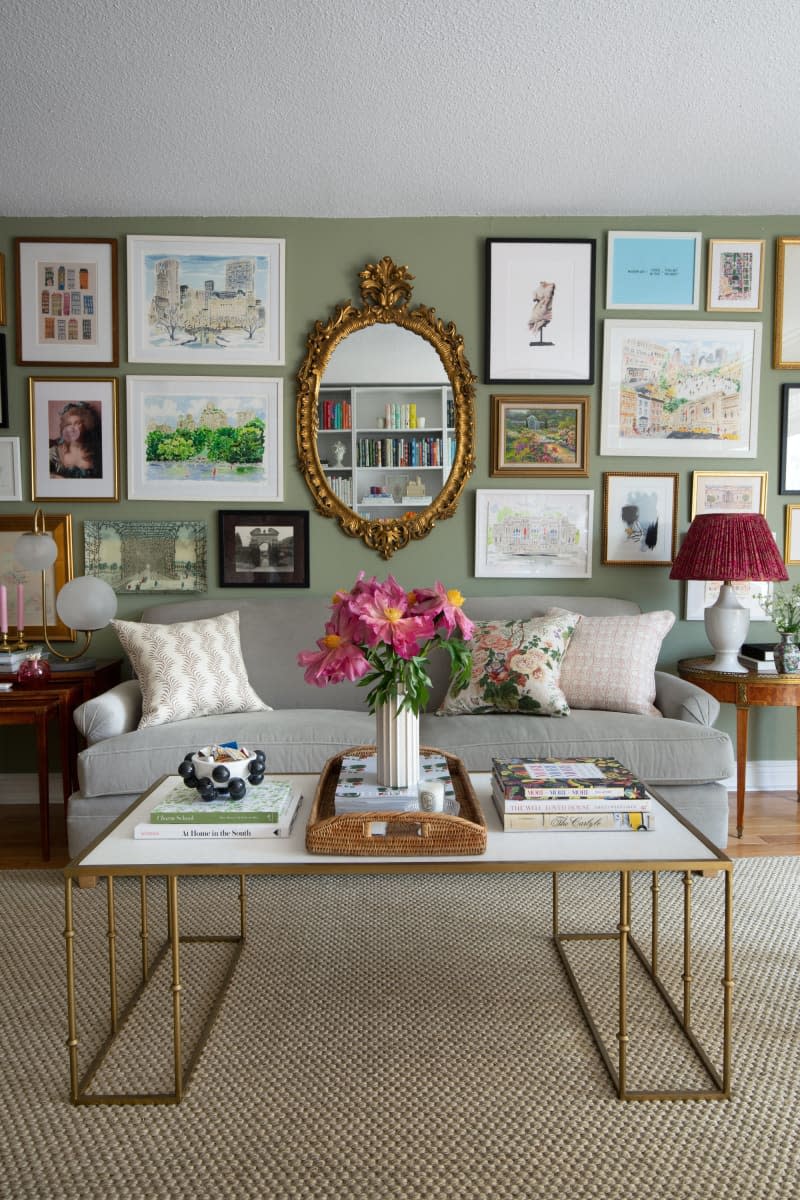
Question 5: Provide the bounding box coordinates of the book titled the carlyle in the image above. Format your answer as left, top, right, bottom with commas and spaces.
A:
141, 776, 302, 831
492, 756, 649, 801
334, 753, 458, 815
494, 803, 655, 833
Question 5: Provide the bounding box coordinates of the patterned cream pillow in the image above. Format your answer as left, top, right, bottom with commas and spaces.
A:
111, 610, 270, 729
437, 613, 578, 716
551, 609, 675, 717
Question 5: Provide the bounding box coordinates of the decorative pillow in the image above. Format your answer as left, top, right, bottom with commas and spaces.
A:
111, 610, 270, 729
437, 613, 578, 716
550, 608, 675, 717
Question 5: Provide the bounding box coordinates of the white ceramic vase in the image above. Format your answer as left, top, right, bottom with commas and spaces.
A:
375, 691, 420, 788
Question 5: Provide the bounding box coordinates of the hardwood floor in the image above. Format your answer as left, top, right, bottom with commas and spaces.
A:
0, 791, 798, 870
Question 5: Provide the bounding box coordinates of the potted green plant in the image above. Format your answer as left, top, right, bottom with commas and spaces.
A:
756, 582, 800, 673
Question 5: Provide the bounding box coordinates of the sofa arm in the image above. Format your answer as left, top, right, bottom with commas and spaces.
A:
74, 680, 143, 745
655, 670, 720, 726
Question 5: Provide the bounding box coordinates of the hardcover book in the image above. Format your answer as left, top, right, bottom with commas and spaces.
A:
134, 798, 303, 840
492, 790, 654, 832
739, 643, 775, 662
738, 655, 777, 674
146, 776, 297, 824
334, 753, 458, 814
491, 779, 651, 815
492, 756, 648, 800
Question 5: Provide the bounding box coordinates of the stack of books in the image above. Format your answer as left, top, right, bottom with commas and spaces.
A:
738, 642, 777, 673
491, 756, 654, 832
133, 775, 303, 840
334, 752, 459, 815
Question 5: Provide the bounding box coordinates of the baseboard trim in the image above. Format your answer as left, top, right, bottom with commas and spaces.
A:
720, 760, 796, 791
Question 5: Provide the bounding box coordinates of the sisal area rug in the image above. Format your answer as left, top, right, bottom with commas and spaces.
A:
0, 858, 798, 1200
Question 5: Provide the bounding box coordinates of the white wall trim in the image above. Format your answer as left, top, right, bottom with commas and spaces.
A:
721, 760, 796, 792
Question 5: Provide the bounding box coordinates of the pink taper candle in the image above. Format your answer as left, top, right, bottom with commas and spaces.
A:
0, 585, 7, 634
16, 584, 24, 631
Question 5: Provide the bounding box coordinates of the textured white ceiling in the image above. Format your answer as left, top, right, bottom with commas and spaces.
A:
3, 0, 799, 217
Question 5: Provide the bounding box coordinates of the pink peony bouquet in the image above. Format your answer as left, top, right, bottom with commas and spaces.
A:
297, 573, 474, 715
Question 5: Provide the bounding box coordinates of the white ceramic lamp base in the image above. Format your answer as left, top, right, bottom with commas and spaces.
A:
703, 582, 750, 673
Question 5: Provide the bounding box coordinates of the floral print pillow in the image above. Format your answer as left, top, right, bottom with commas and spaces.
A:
437, 612, 579, 716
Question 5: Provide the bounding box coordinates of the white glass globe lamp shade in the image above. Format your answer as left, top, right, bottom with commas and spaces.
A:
13, 530, 59, 572
56, 576, 118, 631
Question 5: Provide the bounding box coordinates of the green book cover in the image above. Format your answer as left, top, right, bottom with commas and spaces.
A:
148, 776, 295, 824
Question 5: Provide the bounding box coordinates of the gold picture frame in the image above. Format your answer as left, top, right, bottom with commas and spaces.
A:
785, 504, 800, 565
774, 236, 800, 368
691, 470, 768, 519
602, 471, 678, 567
0, 512, 75, 641
489, 395, 589, 477
29, 377, 120, 502
0, 252, 6, 326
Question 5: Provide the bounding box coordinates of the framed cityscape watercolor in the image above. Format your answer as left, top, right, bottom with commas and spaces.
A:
126, 235, 285, 365
15, 238, 118, 366
474, 488, 594, 578
691, 470, 768, 518
29, 377, 119, 503
126, 375, 283, 501
84, 519, 207, 593
489, 395, 588, 477
601, 472, 678, 567
218, 510, 309, 588
600, 319, 762, 457
606, 231, 701, 310
485, 239, 595, 384
706, 239, 764, 312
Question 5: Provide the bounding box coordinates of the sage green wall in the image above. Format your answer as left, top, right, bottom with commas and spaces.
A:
1, 214, 797, 762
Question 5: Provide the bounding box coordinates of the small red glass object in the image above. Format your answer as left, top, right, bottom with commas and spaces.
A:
17, 653, 52, 687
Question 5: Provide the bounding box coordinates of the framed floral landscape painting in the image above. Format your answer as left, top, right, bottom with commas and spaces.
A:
490, 395, 588, 477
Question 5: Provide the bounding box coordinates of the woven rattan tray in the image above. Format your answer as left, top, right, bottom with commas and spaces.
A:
306, 746, 487, 856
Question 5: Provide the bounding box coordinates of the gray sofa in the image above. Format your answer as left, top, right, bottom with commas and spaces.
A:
69, 594, 735, 856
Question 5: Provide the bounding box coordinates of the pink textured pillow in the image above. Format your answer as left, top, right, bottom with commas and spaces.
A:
550, 609, 675, 717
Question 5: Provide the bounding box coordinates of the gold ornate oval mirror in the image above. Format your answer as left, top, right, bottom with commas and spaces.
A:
296, 257, 476, 559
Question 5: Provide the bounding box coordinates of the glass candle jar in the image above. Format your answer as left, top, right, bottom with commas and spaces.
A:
17, 652, 52, 687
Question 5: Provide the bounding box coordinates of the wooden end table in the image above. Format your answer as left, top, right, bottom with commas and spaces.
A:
677, 656, 800, 838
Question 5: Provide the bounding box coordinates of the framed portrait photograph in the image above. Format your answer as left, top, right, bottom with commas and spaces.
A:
0, 333, 8, 428
0, 438, 22, 501
474, 488, 594, 579
0, 512, 74, 641
706, 239, 764, 312
785, 505, 800, 565
774, 237, 800, 368
606, 231, 701, 310
600, 319, 762, 457
29, 377, 119, 502
602, 472, 678, 567
780, 384, 800, 494
126, 235, 285, 365
485, 238, 595, 384
684, 579, 772, 622
489, 395, 588, 477
14, 237, 118, 366
691, 470, 768, 518
126, 375, 283, 501
84, 519, 207, 593
218, 510, 309, 588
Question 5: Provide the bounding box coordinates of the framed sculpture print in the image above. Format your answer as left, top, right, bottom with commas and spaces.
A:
126, 375, 283, 501
600, 319, 762, 457
0, 512, 74, 641
29, 377, 119, 502
785, 505, 800, 565
691, 470, 768, 518
218, 510, 310, 588
489, 395, 589, 477
706, 239, 764, 312
0, 438, 22, 501
774, 237, 800, 368
126, 235, 285, 365
84, 519, 207, 593
606, 231, 701, 310
485, 239, 595, 384
602, 472, 678, 566
474, 488, 594, 579
780, 384, 800, 493
15, 238, 118, 365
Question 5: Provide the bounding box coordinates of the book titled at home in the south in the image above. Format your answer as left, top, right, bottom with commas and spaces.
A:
146, 776, 298, 824
492, 756, 648, 800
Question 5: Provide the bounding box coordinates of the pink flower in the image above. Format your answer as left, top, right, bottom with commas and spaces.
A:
409, 582, 474, 641
297, 631, 370, 687
350, 575, 435, 659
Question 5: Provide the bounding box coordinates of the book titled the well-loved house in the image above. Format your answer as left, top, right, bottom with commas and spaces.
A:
492, 756, 649, 803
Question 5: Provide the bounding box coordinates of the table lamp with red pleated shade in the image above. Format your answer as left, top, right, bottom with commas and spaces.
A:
669, 512, 788, 672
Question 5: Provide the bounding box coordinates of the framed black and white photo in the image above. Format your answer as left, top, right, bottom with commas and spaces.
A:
218, 510, 309, 588
602, 472, 678, 566
485, 239, 595, 384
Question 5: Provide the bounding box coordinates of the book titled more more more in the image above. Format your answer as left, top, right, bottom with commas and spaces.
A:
492, 756, 648, 801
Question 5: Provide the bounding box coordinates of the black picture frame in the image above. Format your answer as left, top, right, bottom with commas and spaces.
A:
0, 334, 8, 428
218, 510, 309, 588
780, 383, 800, 494
485, 238, 596, 385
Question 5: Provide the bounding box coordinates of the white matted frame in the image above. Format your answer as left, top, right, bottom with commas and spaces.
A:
706, 239, 764, 312
685, 579, 773, 621
774, 237, 800, 368
127, 235, 285, 365
126, 375, 283, 501
606, 231, 701, 310
15, 238, 118, 366
602, 472, 678, 567
600, 319, 762, 457
485, 239, 595, 384
691, 470, 768, 518
785, 505, 800, 565
0, 438, 22, 500
475, 488, 594, 579
780, 383, 800, 494
29, 377, 119, 502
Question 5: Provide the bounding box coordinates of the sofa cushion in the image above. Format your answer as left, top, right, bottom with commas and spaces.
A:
437, 613, 578, 716
111, 610, 269, 729
551, 609, 675, 717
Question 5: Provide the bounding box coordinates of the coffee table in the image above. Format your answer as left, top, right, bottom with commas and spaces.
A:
64, 770, 733, 1106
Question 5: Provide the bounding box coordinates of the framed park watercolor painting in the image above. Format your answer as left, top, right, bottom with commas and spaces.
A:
485, 239, 595, 384
126, 235, 285, 365
29, 377, 119, 502
706, 239, 764, 312
489, 395, 588, 477
600, 319, 762, 457
84, 519, 207, 593
606, 231, 701, 310
126, 375, 283, 501
218, 510, 310, 588
15, 237, 118, 366
691, 470, 768, 518
474, 488, 594, 579
601, 472, 678, 567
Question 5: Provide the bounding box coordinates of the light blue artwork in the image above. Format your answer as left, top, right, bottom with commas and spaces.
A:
607, 233, 700, 309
